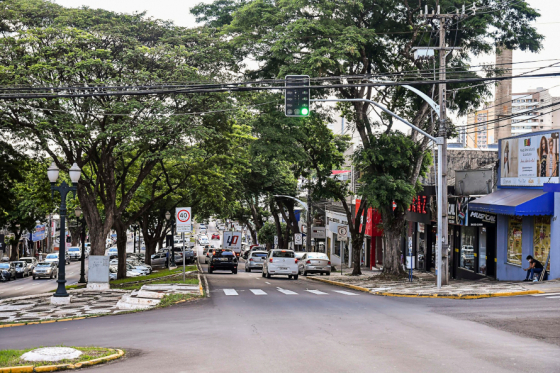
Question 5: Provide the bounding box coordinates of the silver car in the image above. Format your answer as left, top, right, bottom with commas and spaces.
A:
245, 251, 267, 272
33, 262, 58, 279
67, 247, 81, 261
298, 252, 331, 276
13, 261, 30, 278
20, 257, 38, 272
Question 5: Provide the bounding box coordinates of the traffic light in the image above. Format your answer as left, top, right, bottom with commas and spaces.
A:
285, 75, 310, 117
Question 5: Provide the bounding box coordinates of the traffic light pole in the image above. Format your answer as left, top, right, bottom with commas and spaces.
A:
310, 98, 445, 288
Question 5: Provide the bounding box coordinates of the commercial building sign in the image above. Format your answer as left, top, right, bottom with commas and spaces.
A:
468, 211, 496, 226
500, 132, 560, 186
32, 225, 46, 242
311, 227, 326, 239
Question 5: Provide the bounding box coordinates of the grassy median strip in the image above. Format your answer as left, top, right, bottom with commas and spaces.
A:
158, 293, 200, 308
119, 278, 199, 291
110, 266, 197, 286
0, 346, 116, 368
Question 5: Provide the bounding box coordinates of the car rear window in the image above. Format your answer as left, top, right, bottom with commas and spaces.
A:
46, 254, 57, 259
214, 251, 234, 257
272, 251, 294, 258
252, 253, 267, 258
308, 253, 329, 259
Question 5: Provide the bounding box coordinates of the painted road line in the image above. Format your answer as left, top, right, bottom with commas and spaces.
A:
333, 290, 358, 296
265, 282, 271, 284
545, 296, 560, 299
14, 287, 24, 290
530, 292, 560, 297
223, 289, 239, 296
250, 289, 267, 295
306, 290, 328, 295
277, 288, 297, 295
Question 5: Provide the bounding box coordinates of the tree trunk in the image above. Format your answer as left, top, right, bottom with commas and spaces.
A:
113, 220, 128, 279
69, 225, 81, 246
78, 186, 113, 257
380, 208, 407, 275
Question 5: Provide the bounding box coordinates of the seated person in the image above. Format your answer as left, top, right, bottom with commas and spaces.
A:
523, 255, 544, 281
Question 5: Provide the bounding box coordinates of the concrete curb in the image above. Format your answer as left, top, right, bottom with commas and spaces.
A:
307, 276, 544, 299
0, 349, 124, 372
196, 260, 210, 298
0, 315, 105, 329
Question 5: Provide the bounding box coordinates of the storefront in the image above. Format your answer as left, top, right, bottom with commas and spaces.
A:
469, 130, 560, 281
326, 210, 350, 267
355, 199, 383, 269
405, 186, 436, 272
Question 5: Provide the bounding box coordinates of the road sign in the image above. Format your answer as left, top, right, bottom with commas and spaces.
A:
337, 226, 348, 241
294, 233, 303, 245
223, 231, 242, 249
311, 227, 326, 239
285, 75, 310, 117
274, 236, 278, 245
175, 207, 192, 233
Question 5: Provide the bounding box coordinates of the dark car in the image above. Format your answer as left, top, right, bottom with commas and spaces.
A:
0, 262, 16, 281
208, 249, 238, 274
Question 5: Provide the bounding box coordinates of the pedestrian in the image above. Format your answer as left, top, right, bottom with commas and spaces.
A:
523, 255, 544, 281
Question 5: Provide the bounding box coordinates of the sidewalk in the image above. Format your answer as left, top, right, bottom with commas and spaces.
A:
309, 266, 560, 298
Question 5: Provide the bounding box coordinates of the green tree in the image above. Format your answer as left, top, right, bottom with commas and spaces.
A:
197, 0, 542, 274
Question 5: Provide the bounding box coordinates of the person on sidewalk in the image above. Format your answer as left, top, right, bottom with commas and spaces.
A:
523, 255, 544, 281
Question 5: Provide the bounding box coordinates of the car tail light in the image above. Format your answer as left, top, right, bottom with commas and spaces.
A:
328, 261, 331, 265
295, 259, 298, 264
249, 258, 253, 261
269, 258, 273, 263
306, 260, 311, 264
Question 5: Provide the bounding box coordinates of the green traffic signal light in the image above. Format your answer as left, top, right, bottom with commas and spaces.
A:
301, 108, 309, 115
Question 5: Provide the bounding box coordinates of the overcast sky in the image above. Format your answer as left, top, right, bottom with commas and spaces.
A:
54, 0, 559, 132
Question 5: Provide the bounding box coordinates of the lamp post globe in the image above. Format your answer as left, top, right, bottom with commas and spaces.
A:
69, 163, 81, 184
47, 162, 59, 184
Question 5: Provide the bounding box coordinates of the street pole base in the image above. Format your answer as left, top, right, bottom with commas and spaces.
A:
50, 295, 72, 305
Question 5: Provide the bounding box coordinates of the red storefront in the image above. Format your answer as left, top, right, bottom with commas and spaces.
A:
355, 199, 383, 269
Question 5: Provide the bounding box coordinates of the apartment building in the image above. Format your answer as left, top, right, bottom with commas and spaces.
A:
510, 87, 554, 135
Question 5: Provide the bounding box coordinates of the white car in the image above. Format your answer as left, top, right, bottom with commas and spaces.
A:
67, 247, 81, 260
198, 235, 209, 245
44, 253, 70, 265
105, 247, 118, 258
262, 250, 299, 279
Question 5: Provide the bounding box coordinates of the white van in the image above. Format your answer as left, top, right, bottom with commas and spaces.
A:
262, 250, 298, 279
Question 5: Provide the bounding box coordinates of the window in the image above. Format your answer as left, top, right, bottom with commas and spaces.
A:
460, 227, 476, 271
479, 227, 487, 275
533, 217, 551, 269
272, 251, 294, 258
507, 217, 523, 266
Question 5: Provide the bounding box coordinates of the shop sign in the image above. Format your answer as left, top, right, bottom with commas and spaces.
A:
448, 198, 457, 224
355, 199, 383, 237
405, 195, 432, 224
311, 227, 326, 239
468, 211, 496, 226
456, 197, 473, 226
500, 132, 560, 187
408, 196, 428, 214
32, 225, 46, 242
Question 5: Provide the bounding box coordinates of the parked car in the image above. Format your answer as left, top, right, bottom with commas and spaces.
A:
0, 262, 16, 281
150, 252, 167, 267
298, 252, 331, 276
198, 235, 209, 245
208, 249, 238, 274
44, 253, 70, 265
262, 250, 299, 279
105, 247, 118, 259
67, 247, 82, 260
33, 262, 58, 280
211, 233, 220, 240
13, 261, 31, 278
245, 250, 267, 272
20, 257, 38, 272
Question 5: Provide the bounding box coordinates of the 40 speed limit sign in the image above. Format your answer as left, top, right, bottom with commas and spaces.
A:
175, 207, 192, 233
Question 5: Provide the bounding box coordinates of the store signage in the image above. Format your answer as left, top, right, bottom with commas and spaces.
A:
456, 197, 472, 226
408, 196, 428, 214
468, 211, 497, 226
500, 132, 560, 187
32, 225, 46, 242
311, 227, 326, 239
355, 199, 383, 237
448, 199, 457, 224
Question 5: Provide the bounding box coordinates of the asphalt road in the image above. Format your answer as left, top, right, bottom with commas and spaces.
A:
0, 241, 135, 300
2, 223, 560, 372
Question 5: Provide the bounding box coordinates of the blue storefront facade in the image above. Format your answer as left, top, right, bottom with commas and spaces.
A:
470, 130, 559, 281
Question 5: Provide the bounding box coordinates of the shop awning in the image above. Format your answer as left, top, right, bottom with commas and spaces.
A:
469, 189, 553, 216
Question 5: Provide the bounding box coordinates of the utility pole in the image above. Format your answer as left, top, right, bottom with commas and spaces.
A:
422, 5, 466, 286
306, 178, 312, 252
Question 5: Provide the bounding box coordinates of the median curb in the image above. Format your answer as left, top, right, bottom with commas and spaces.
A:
0, 349, 124, 372
196, 260, 209, 297
306, 276, 544, 299
0, 315, 105, 329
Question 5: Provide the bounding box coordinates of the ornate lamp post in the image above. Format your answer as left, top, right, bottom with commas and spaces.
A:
48, 162, 81, 302
165, 211, 176, 266
74, 207, 87, 284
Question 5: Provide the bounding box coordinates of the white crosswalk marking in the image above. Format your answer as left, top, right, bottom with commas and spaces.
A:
333, 290, 358, 296
530, 292, 560, 297
250, 289, 267, 295
306, 290, 328, 295
223, 289, 238, 296
277, 288, 298, 295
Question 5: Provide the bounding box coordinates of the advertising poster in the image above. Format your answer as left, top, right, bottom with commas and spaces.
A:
507, 217, 523, 266
456, 197, 472, 226
533, 217, 551, 270
500, 132, 560, 186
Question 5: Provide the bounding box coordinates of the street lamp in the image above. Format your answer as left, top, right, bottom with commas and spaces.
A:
48, 162, 81, 301
74, 207, 87, 284
165, 211, 176, 266
132, 222, 139, 254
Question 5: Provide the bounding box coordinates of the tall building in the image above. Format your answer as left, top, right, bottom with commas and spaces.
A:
511, 87, 554, 135
465, 106, 495, 148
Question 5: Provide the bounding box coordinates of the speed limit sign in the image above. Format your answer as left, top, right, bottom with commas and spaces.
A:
176, 207, 192, 233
